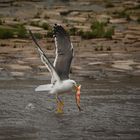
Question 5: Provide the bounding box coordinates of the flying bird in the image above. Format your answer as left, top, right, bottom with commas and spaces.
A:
29, 24, 81, 113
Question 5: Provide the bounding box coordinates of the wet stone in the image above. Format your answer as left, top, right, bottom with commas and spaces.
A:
110, 18, 128, 24
8, 64, 32, 71
10, 72, 24, 77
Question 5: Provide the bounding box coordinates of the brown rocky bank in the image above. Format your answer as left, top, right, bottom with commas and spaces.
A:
0, 0, 140, 79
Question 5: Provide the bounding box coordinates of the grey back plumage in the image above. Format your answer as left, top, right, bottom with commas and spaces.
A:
53, 24, 73, 80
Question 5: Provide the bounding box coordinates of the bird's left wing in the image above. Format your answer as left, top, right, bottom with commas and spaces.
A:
53, 24, 74, 80
29, 30, 60, 83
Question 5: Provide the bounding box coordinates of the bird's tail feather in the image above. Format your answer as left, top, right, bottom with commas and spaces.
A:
35, 84, 53, 92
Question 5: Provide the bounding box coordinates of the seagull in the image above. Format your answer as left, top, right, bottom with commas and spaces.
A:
29, 24, 82, 113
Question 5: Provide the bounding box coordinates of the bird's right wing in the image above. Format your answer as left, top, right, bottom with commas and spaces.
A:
29, 30, 60, 83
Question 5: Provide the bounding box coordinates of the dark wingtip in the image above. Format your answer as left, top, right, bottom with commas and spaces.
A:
53, 24, 67, 37
54, 23, 57, 27
53, 24, 61, 30
53, 23, 59, 30
28, 29, 32, 36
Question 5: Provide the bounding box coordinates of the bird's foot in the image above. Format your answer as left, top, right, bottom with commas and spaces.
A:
56, 100, 64, 113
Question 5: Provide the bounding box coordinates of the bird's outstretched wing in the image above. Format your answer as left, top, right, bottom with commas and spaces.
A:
53, 24, 74, 80
29, 30, 60, 83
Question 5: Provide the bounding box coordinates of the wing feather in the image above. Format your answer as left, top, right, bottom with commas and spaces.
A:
53, 24, 73, 80
29, 30, 60, 83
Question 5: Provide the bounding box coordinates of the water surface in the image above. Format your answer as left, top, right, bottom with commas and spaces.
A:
0, 75, 140, 140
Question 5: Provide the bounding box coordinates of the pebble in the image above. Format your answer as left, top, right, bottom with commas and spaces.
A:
25, 103, 35, 110
10, 71, 24, 77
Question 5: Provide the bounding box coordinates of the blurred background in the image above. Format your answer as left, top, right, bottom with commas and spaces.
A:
0, 0, 140, 79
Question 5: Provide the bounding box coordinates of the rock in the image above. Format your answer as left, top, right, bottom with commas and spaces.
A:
12, 39, 30, 43
66, 17, 86, 22
0, 0, 14, 7
10, 71, 24, 77
133, 42, 140, 48
133, 70, 140, 75
69, 12, 80, 16
112, 32, 125, 40
110, 18, 128, 24
125, 34, 140, 40
127, 26, 140, 31
136, 65, 140, 69
94, 53, 109, 57
0, 0, 13, 2
112, 60, 138, 70
123, 26, 140, 41
26, 25, 44, 32
59, 10, 71, 16
123, 38, 136, 44
0, 0, 14, 3
38, 65, 47, 69
72, 66, 83, 71
71, 36, 81, 43
17, 60, 27, 64
97, 14, 111, 23
0, 68, 4, 71
75, 25, 90, 31
38, 65, 49, 72
88, 62, 103, 65
9, 64, 32, 71
123, 1, 139, 9
124, 30, 140, 36
25, 103, 35, 110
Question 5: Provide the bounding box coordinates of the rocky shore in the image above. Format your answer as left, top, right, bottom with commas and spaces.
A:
0, 0, 140, 80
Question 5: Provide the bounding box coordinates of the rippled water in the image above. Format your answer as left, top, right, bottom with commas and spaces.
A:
0, 74, 140, 140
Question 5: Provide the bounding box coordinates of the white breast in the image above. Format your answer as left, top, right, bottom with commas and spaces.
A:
50, 80, 73, 94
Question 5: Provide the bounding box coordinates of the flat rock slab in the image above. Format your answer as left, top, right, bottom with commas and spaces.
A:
0, 68, 4, 71
26, 25, 44, 31
10, 71, 24, 77
88, 62, 104, 65
8, 64, 32, 71
110, 18, 128, 24
125, 34, 140, 40
112, 60, 138, 70
127, 25, 140, 31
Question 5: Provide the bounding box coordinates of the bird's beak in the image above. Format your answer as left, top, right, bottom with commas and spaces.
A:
75, 85, 82, 111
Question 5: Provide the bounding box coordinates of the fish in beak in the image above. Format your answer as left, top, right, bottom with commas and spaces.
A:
75, 85, 82, 111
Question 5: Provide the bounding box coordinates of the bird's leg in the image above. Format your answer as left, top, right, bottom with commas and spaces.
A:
56, 95, 64, 113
